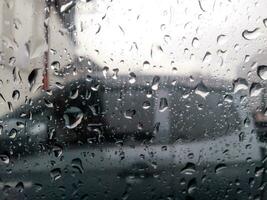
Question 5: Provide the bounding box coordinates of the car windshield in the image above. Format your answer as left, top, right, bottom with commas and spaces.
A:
0, 0, 267, 200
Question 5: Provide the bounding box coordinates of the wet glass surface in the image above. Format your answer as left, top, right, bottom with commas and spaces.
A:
0, 0, 267, 199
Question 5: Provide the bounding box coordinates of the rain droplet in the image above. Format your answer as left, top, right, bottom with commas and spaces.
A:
9, 128, 17, 139
254, 166, 264, 177
192, 37, 199, 48
202, 52, 212, 63
50, 168, 62, 181
233, 78, 248, 93
142, 101, 151, 109
52, 145, 63, 157
257, 65, 267, 80
195, 82, 209, 99
124, 109, 136, 119
60, 1, 75, 13
15, 182, 24, 193
143, 61, 150, 69
187, 178, 197, 194
151, 76, 160, 91
242, 28, 261, 40
215, 163, 227, 174
71, 158, 84, 174
159, 98, 168, 112
91, 83, 100, 91
69, 89, 79, 99
249, 83, 263, 97
50, 61, 60, 74
63, 107, 83, 129
12, 90, 20, 100
102, 66, 109, 78
217, 34, 228, 45
0, 154, 10, 165
129, 72, 136, 84
28, 68, 39, 91
264, 19, 267, 28
180, 162, 196, 175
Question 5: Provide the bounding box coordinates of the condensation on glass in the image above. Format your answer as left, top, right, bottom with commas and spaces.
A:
0, 0, 267, 199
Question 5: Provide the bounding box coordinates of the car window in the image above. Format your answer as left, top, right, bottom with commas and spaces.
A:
0, 0, 267, 199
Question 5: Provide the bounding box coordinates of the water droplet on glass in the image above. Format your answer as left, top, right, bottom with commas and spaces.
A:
50, 168, 62, 181
60, 1, 75, 13
151, 76, 160, 91
129, 72, 136, 84
202, 52, 212, 63
12, 90, 20, 101
215, 163, 227, 174
264, 18, 267, 28
71, 158, 84, 174
242, 28, 261, 40
69, 89, 79, 99
180, 162, 196, 175
9, 128, 17, 139
217, 34, 228, 45
0, 154, 10, 165
52, 145, 63, 157
15, 182, 24, 193
50, 61, 60, 74
195, 82, 209, 99
142, 101, 151, 109
143, 61, 150, 69
249, 83, 263, 97
159, 98, 168, 112
124, 109, 136, 119
187, 178, 197, 194
192, 37, 199, 48
63, 107, 83, 129
233, 78, 248, 93
102, 66, 109, 79
257, 65, 267, 80
28, 68, 39, 91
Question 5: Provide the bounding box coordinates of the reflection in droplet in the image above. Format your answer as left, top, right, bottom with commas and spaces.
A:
195, 82, 209, 99
257, 65, 267, 80
152, 76, 160, 91
249, 83, 263, 97
50, 168, 62, 181
141, 100, 150, 110
187, 178, 197, 194
12, 90, 20, 101
28, 68, 39, 91
159, 98, 168, 112
233, 78, 248, 93
143, 61, 150, 69
63, 107, 83, 129
180, 162, 196, 175
9, 128, 17, 139
50, 61, 60, 74
124, 109, 136, 119
102, 66, 109, 79
69, 89, 79, 99
192, 37, 199, 48
71, 158, 84, 174
129, 72, 136, 84
215, 163, 227, 174
15, 182, 24, 193
217, 34, 228, 45
0, 154, 10, 165
202, 52, 212, 63
60, 1, 75, 13
242, 28, 261, 40
264, 18, 267, 27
